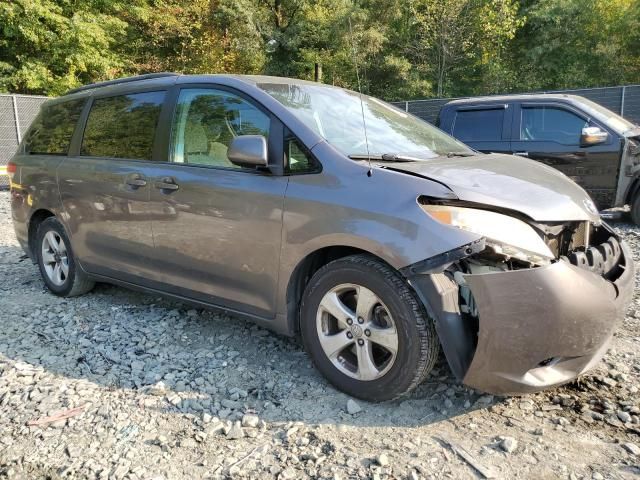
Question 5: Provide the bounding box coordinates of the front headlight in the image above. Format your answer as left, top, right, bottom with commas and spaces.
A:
422, 204, 554, 264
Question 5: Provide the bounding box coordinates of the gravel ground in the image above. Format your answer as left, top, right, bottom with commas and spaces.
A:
0, 189, 639, 480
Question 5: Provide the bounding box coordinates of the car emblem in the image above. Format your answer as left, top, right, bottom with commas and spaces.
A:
350, 324, 363, 338
583, 199, 599, 215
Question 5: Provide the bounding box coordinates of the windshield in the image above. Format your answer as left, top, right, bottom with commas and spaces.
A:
258, 81, 473, 159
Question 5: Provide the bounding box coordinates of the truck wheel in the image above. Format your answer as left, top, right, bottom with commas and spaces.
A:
300, 254, 439, 401
36, 217, 95, 297
631, 194, 640, 226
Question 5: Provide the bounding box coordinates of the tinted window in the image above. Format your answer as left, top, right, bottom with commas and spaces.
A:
171, 89, 270, 168
520, 107, 588, 145
24, 99, 85, 155
287, 139, 319, 174
81, 91, 165, 160
453, 108, 504, 142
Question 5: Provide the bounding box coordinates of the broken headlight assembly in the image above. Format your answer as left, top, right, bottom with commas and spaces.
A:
421, 204, 554, 265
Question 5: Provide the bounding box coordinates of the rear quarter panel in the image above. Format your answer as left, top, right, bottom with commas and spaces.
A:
10, 153, 65, 257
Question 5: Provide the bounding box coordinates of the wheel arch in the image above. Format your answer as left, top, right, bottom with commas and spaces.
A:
625, 175, 640, 205
27, 208, 55, 259
285, 245, 395, 335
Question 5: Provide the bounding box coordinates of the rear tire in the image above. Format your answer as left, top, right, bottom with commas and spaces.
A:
36, 217, 94, 297
300, 254, 439, 402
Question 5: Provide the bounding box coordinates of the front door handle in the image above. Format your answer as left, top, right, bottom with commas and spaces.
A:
125, 174, 147, 188
513, 151, 529, 157
154, 177, 179, 192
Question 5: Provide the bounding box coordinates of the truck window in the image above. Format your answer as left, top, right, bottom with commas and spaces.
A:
453, 108, 504, 142
520, 106, 588, 145
23, 99, 86, 155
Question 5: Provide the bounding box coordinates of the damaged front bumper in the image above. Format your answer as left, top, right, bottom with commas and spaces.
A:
407, 231, 635, 396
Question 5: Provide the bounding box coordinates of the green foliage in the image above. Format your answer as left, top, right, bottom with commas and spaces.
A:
511, 0, 639, 90
1, 0, 639, 98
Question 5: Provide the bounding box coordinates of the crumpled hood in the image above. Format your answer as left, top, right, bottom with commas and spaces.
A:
384, 153, 600, 222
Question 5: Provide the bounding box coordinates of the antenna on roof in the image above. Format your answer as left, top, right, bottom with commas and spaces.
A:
348, 17, 372, 177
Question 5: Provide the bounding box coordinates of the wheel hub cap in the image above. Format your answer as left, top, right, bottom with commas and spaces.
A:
316, 283, 398, 381
349, 324, 363, 338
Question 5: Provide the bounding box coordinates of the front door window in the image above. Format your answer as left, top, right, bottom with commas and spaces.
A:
171, 89, 270, 168
520, 107, 589, 145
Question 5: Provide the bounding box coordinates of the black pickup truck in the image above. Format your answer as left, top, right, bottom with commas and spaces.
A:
437, 94, 640, 223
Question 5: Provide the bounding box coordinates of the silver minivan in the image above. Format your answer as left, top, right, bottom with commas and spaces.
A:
9, 74, 635, 401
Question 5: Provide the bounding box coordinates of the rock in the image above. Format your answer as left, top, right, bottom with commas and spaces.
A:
622, 442, 640, 455
617, 410, 631, 423
221, 398, 241, 410
225, 421, 244, 440
592, 473, 604, 480
500, 437, 518, 453
241, 414, 260, 428
346, 399, 362, 415
178, 437, 197, 448
148, 381, 168, 396
589, 411, 604, 421
376, 453, 390, 466
130, 360, 145, 371
65, 445, 81, 458
519, 400, 535, 411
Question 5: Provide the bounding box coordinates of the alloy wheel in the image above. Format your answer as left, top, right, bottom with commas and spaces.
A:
316, 283, 398, 381
41, 230, 69, 287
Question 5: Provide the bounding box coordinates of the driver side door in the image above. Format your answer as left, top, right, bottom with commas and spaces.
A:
146, 86, 289, 318
511, 102, 620, 209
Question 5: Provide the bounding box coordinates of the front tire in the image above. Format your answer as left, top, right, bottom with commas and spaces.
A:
36, 217, 94, 297
631, 193, 640, 225
300, 254, 439, 401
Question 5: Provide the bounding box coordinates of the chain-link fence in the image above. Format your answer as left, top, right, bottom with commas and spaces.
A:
391, 84, 640, 126
0, 94, 49, 188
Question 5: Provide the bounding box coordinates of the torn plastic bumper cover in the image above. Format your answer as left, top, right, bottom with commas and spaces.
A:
407, 237, 635, 395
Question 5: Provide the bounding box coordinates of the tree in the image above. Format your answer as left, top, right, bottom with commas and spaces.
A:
509, 0, 639, 90
0, 0, 128, 94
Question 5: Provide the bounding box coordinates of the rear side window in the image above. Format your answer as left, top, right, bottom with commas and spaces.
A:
24, 99, 85, 155
81, 91, 165, 160
453, 108, 504, 142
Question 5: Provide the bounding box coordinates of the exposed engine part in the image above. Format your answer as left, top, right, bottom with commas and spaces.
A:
536, 220, 590, 257
451, 260, 509, 320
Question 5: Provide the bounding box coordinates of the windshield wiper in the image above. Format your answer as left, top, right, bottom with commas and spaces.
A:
350, 152, 476, 162
348, 153, 421, 162
446, 151, 477, 157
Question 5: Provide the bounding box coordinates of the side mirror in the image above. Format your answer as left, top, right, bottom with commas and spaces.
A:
227, 135, 268, 168
581, 126, 608, 146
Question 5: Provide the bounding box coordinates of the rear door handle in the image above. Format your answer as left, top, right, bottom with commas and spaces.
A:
125, 174, 147, 188
154, 177, 179, 192
513, 151, 529, 157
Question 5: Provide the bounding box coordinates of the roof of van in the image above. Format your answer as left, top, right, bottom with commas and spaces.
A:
63, 73, 327, 96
